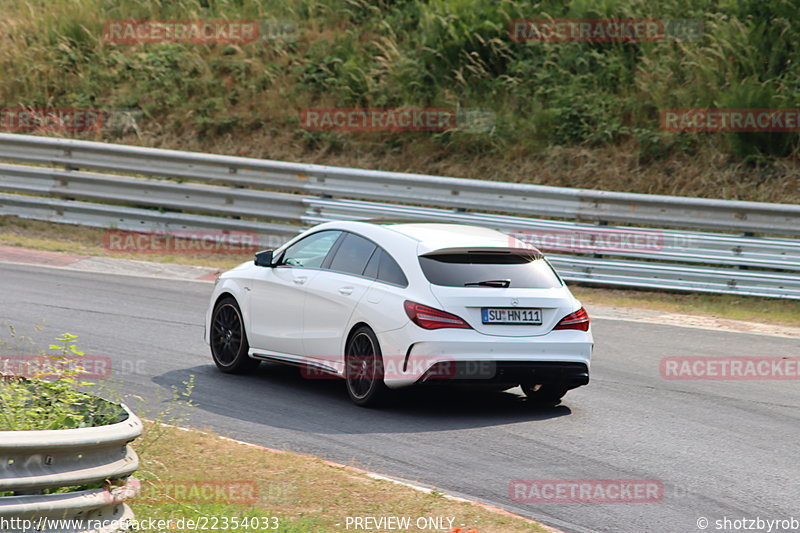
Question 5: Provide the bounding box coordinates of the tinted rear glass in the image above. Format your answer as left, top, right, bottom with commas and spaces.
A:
377, 250, 408, 287
419, 252, 562, 288
363, 248, 408, 286
328, 233, 377, 275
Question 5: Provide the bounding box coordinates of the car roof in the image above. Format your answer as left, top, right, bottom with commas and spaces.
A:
314, 220, 531, 255
385, 223, 514, 250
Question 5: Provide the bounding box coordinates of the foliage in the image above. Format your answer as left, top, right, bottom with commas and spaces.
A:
0, 0, 797, 160
0, 332, 123, 430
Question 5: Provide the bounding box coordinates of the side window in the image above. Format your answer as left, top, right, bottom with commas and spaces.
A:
279, 231, 342, 268
328, 233, 377, 276
377, 250, 408, 287
363, 247, 409, 287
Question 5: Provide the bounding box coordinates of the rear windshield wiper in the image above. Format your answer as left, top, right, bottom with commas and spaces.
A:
463, 279, 511, 287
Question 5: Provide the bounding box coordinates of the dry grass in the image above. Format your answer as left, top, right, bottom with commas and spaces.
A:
0, 216, 249, 269
109, 129, 800, 204
133, 422, 548, 533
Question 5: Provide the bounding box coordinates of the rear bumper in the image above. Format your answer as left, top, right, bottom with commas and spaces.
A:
377, 325, 592, 389
416, 361, 589, 389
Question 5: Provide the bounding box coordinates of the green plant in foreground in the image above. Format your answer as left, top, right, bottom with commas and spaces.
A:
0, 332, 122, 430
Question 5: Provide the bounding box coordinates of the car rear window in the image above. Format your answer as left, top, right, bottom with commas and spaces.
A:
418, 251, 562, 288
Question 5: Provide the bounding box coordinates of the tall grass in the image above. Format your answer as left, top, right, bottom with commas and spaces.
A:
0, 0, 797, 159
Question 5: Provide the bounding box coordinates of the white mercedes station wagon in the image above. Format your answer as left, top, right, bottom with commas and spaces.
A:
205, 221, 592, 406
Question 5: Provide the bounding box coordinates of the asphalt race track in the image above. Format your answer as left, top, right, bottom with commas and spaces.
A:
1, 263, 798, 533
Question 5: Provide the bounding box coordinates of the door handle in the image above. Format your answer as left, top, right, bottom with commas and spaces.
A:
293, 277, 308, 285
338, 286, 354, 295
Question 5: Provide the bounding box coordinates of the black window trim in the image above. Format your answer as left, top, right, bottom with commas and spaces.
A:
362, 246, 381, 279
320, 232, 348, 270
324, 231, 409, 288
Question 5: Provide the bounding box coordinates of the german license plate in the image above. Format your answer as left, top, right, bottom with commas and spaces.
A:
481, 308, 542, 325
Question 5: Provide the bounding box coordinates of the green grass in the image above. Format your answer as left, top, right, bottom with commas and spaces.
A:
1, 0, 798, 202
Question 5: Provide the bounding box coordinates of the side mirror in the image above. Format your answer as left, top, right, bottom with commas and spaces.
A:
254, 249, 275, 267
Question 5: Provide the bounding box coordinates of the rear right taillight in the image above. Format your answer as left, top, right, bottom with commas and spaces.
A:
554, 307, 590, 331
404, 301, 472, 330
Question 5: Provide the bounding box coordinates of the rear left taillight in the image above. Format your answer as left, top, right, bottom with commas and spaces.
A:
404, 301, 472, 330
554, 307, 590, 331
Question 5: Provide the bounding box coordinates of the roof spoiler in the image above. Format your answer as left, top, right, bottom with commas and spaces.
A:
420, 246, 543, 259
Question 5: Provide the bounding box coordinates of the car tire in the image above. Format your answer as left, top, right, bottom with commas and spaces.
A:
521, 383, 569, 405
210, 296, 260, 374
344, 326, 389, 407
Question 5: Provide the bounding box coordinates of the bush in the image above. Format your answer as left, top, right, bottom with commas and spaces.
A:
0, 333, 123, 430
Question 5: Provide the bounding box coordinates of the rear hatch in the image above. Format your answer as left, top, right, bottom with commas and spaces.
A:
419, 247, 574, 337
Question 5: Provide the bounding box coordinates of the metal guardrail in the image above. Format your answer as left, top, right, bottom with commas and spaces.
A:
0, 404, 143, 533
0, 133, 798, 299
1, 133, 798, 234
